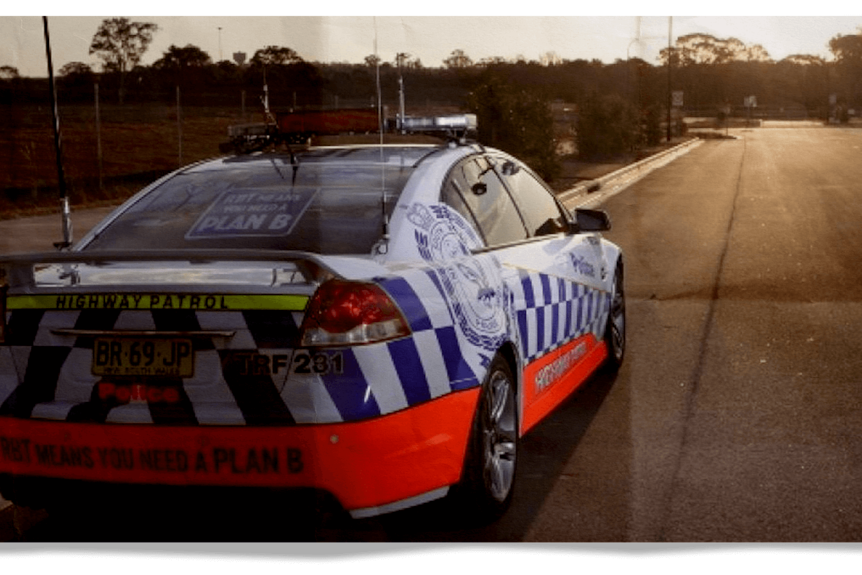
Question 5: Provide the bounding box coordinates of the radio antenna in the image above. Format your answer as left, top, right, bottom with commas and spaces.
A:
43, 16, 72, 250
373, 17, 389, 255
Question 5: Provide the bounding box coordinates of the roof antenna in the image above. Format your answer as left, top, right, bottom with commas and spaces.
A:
43, 16, 72, 251
261, 65, 272, 123
261, 66, 298, 175
372, 17, 389, 256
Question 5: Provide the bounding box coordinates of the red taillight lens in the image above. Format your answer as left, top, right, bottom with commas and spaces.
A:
300, 279, 411, 347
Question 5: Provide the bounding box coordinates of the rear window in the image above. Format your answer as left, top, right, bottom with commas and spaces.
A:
84, 148, 425, 255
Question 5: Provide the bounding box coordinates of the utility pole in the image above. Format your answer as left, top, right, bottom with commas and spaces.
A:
95, 82, 103, 191
398, 75, 405, 133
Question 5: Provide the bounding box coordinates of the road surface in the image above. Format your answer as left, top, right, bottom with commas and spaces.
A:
527, 125, 862, 542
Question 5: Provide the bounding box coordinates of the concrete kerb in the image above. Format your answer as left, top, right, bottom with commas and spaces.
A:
558, 138, 704, 211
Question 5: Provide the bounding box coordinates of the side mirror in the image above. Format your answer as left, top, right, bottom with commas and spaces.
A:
501, 161, 520, 176
573, 208, 611, 232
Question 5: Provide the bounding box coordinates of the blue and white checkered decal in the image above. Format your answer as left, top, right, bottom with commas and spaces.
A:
508, 269, 610, 363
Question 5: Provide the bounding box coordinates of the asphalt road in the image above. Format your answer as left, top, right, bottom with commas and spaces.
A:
0, 206, 117, 255
540, 125, 862, 542
597, 125, 862, 542
6, 126, 862, 541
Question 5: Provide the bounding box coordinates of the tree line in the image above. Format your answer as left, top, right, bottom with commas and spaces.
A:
4, 19, 861, 111
3, 18, 862, 173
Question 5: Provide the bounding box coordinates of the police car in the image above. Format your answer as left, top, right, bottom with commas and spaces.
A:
0, 113, 624, 522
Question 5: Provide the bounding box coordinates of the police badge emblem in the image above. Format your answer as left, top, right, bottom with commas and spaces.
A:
409, 203, 508, 352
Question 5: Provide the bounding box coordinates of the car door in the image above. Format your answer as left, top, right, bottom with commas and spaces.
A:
442, 153, 610, 434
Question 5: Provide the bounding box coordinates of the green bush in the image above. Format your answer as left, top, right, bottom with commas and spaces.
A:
467, 74, 559, 181
576, 93, 639, 159
642, 103, 663, 147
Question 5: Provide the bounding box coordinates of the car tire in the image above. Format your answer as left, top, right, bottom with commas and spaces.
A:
453, 354, 518, 523
604, 258, 626, 371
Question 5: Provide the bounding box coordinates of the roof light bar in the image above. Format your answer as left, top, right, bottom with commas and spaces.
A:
221, 112, 479, 154
400, 114, 477, 133
227, 123, 270, 138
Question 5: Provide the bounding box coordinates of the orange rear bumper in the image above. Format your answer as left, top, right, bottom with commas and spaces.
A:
0, 388, 480, 514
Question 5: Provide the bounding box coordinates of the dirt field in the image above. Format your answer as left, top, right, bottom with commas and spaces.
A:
1, 101, 685, 222
0, 103, 247, 217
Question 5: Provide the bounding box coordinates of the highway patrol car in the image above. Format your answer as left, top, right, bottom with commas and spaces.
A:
0, 113, 625, 522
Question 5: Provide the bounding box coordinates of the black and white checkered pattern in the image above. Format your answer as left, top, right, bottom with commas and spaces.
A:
0, 308, 302, 426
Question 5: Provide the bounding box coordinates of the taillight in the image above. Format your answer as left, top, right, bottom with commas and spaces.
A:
300, 279, 411, 347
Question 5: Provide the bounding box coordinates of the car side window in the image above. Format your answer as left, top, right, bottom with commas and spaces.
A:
442, 156, 528, 247
497, 158, 569, 237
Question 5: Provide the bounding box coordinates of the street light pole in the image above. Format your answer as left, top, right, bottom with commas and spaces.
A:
218, 27, 223, 62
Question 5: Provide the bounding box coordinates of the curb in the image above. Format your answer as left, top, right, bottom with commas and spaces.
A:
558, 138, 704, 210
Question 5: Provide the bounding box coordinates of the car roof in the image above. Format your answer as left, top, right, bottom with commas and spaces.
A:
181, 143, 454, 176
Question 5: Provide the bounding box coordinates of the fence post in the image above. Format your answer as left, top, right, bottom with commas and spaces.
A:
95, 82, 103, 191
176, 85, 183, 167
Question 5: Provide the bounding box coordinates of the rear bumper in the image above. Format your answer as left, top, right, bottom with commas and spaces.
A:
0, 388, 479, 517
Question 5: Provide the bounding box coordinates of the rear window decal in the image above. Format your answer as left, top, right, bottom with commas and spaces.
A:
185, 188, 318, 240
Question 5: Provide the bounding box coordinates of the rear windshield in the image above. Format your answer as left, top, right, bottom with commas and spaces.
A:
84, 147, 428, 255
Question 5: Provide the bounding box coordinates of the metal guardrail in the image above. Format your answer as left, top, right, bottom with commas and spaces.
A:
559, 138, 704, 210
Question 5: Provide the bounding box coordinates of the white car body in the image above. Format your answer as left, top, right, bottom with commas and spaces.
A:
0, 122, 624, 521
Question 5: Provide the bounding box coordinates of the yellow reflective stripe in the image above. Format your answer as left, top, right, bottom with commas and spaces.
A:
6, 294, 309, 311
6, 296, 53, 310
221, 295, 308, 310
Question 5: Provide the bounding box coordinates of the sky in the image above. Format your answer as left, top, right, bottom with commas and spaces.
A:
3, 6, 862, 78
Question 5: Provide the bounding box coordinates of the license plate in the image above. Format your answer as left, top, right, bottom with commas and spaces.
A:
93, 338, 194, 377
